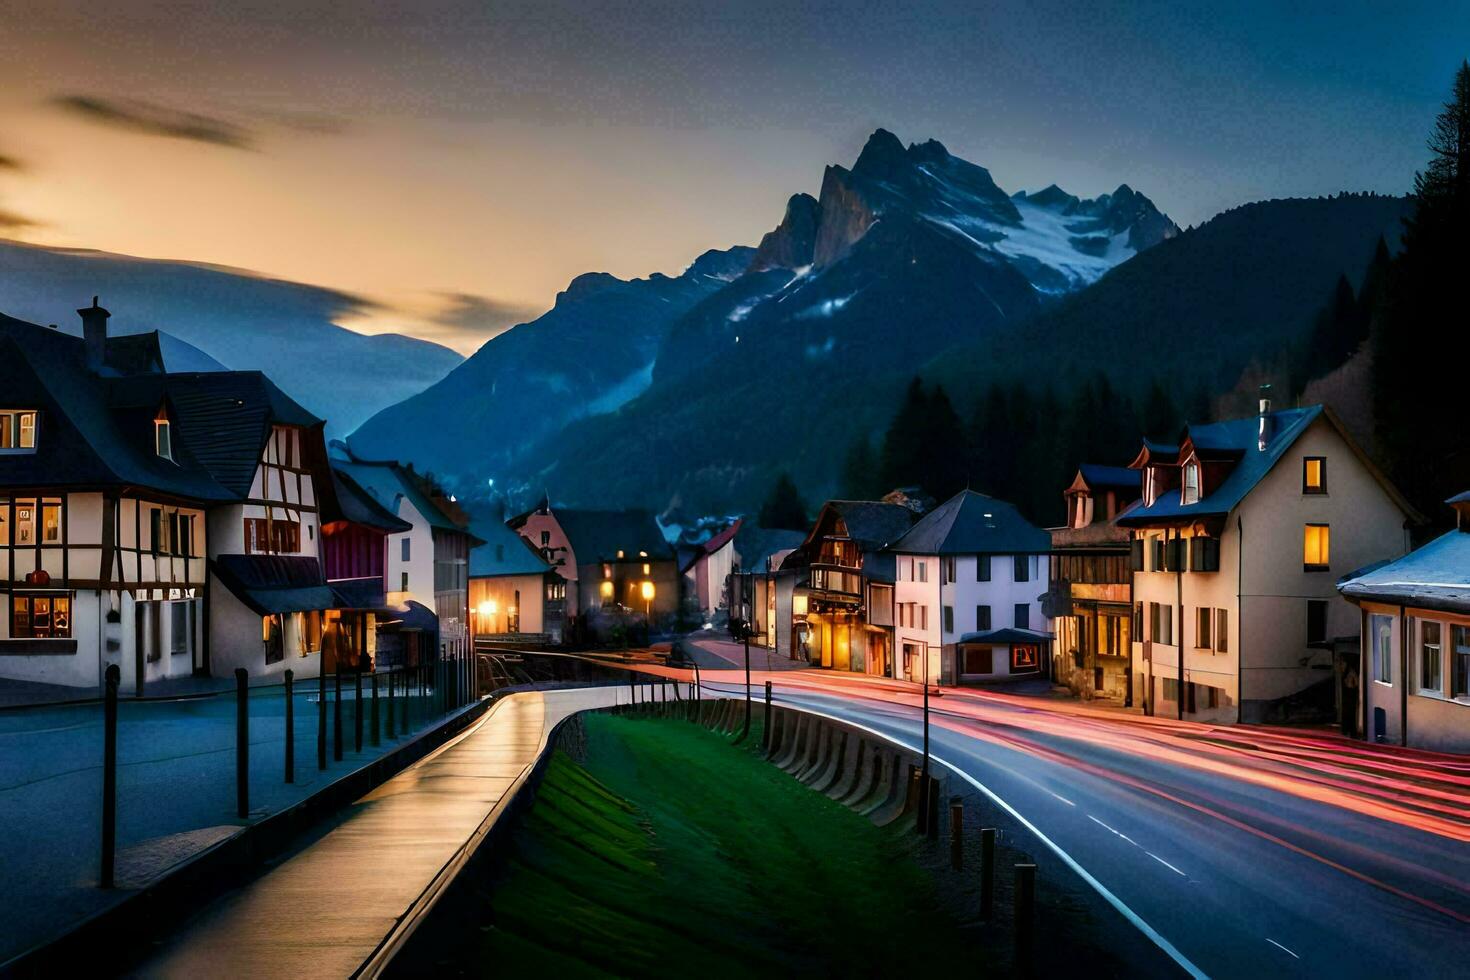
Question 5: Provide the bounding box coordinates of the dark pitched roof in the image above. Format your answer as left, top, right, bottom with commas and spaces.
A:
212, 554, 334, 615
824, 500, 917, 549
1077, 464, 1140, 491
333, 460, 467, 535
888, 490, 1050, 555
734, 524, 807, 573
1337, 530, 1470, 614
552, 508, 672, 563
957, 627, 1054, 645
329, 467, 412, 533
470, 518, 551, 578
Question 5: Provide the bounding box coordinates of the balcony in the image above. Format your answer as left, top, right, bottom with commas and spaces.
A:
809, 567, 862, 598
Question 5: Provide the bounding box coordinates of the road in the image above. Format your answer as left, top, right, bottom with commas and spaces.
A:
667, 639, 1470, 980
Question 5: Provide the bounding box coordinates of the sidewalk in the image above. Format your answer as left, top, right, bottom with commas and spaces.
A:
0, 680, 467, 966
0, 674, 234, 709
134, 687, 619, 978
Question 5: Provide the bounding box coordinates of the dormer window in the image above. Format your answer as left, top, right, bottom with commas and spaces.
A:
154, 408, 174, 462
0, 410, 38, 453
1182, 461, 1200, 505
1143, 469, 1156, 507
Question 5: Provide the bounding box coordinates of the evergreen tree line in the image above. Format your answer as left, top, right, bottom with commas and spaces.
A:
836, 375, 1204, 527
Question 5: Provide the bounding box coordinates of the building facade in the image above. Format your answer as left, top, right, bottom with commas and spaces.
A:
469, 516, 564, 645
1120, 401, 1416, 724
1338, 493, 1470, 754
1049, 464, 1139, 701
888, 490, 1052, 686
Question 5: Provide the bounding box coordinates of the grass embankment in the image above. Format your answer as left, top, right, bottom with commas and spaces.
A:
481, 711, 974, 976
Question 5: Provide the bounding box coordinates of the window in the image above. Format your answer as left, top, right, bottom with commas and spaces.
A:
400, 571, 409, 592
963, 646, 993, 674
917, 561, 928, 583
943, 605, 954, 632
1013, 603, 1029, 628
1162, 677, 1180, 703
1011, 645, 1039, 671
976, 555, 991, 581
13, 500, 35, 545
919, 605, 928, 630
401, 537, 411, 562
244, 517, 299, 555
302, 610, 323, 654
1133, 601, 1143, 638
11, 593, 71, 638
1451, 626, 1470, 700
173, 514, 193, 557
1189, 537, 1220, 572
1303, 457, 1326, 494
0, 410, 38, 452
42, 503, 60, 543
1129, 539, 1144, 572
1370, 614, 1393, 684
976, 605, 991, 631
155, 412, 173, 461
642, 563, 651, 575
1303, 524, 1330, 570
263, 614, 284, 664
1182, 461, 1200, 504
1306, 600, 1329, 645
942, 556, 956, 584
1216, 608, 1229, 653
603, 563, 612, 579
1420, 621, 1442, 693
170, 602, 191, 656
1196, 607, 1213, 649
151, 509, 164, 555
1013, 555, 1029, 582
1152, 536, 1166, 571
1150, 602, 1173, 645
600, 579, 614, 599
540, 531, 550, 547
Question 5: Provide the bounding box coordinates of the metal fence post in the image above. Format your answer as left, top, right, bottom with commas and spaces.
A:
100, 664, 119, 888
949, 797, 963, 870
1015, 863, 1036, 971
317, 661, 327, 770
762, 680, 773, 751
387, 667, 396, 738
284, 669, 295, 784
371, 671, 380, 747
354, 666, 363, 753
235, 668, 249, 819
980, 827, 996, 919
333, 664, 343, 761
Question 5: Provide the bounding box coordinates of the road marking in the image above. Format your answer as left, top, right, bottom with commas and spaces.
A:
759, 699, 1211, 980
1087, 814, 1140, 847
1147, 852, 1188, 877
1048, 791, 1076, 807
1266, 938, 1300, 959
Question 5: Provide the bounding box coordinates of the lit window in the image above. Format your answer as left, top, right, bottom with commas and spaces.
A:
0, 410, 39, 452
1182, 462, 1200, 504
1370, 614, 1393, 684
600, 580, 614, 598
642, 563, 651, 575
1303, 457, 1326, 494
1421, 622, 1442, 694
1303, 524, 1330, 570
617, 549, 625, 559
42, 503, 60, 543
603, 563, 612, 579
154, 409, 173, 461
11, 593, 71, 638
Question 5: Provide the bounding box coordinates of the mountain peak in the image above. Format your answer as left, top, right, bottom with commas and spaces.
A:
853, 128, 909, 177
749, 193, 822, 272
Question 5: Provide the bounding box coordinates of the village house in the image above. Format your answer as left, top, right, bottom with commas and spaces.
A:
888, 489, 1053, 686
509, 499, 678, 625
1119, 397, 1417, 724
330, 454, 480, 661
469, 516, 564, 645
779, 500, 916, 675
0, 301, 346, 691
727, 523, 806, 652
673, 517, 741, 623
1049, 464, 1140, 701
1337, 492, 1470, 753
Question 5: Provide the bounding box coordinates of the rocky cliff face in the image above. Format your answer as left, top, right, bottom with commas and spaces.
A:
749, 194, 821, 272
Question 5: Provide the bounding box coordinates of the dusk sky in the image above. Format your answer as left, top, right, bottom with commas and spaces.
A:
0, 1, 1464, 354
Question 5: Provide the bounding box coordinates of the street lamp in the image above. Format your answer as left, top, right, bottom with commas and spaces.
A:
641, 580, 655, 619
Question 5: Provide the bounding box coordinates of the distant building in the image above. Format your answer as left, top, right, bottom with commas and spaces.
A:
509, 500, 678, 624
675, 518, 741, 622
1049, 464, 1140, 701
330, 456, 480, 660
887, 490, 1052, 686
469, 517, 564, 645
727, 523, 807, 650
780, 501, 917, 675
1338, 493, 1470, 753
1119, 398, 1417, 724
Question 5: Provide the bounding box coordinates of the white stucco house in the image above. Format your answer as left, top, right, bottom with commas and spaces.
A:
1119, 399, 1418, 724
887, 489, 1053, 686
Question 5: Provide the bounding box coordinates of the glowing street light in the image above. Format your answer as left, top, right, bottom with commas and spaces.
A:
640, 580, 655, 618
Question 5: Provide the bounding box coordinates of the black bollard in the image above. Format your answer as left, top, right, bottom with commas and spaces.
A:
333, 665, 343, 761
317, 661, 327, 770
949, 797, 963, 870
100, 664, 120, 888
371, 671, 380, 748
762, 680, 773, 751
980, 828, 996, 920
235, 668, 249, 819
354, 667, 363, 753
387, 667, 396, 738
284, 669, 295, 784
1015, 863, 1036, 971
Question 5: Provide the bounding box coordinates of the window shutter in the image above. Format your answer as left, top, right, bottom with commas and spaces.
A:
1165, 538, 1184, 571
1129, 540, 1144, 572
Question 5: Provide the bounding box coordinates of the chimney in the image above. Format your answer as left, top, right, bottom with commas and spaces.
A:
78, 296, 110, 371
1257, 383, 1273, 451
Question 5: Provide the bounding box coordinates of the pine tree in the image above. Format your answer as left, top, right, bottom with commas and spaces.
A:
1140, 381, 1180, 443
920, 384, 968, 500
878, 377, 930, 493
839, 435, 879, 500
758, 472, 809, 531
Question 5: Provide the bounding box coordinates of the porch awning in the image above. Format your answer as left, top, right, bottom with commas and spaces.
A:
957, 627, 1054, 645
212, 554, 334, 617
330, 576, 389, 611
